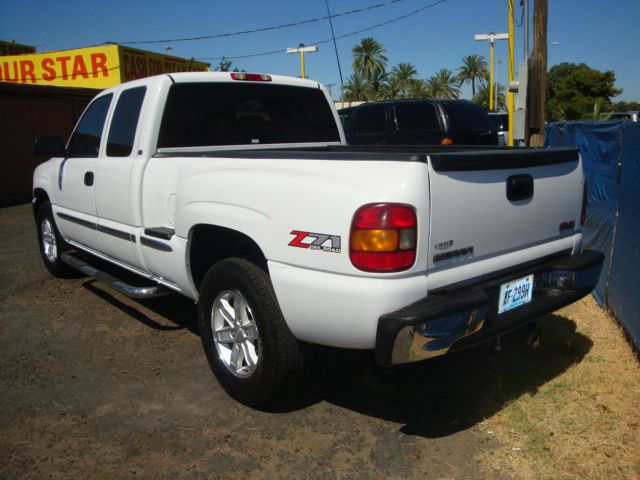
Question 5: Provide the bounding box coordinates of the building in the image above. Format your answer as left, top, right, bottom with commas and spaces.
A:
1, 44, 210, 206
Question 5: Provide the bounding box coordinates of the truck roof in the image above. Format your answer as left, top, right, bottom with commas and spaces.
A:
166, 71, 322, 89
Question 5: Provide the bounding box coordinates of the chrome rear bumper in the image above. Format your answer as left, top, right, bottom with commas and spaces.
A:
375, 250, 604, 366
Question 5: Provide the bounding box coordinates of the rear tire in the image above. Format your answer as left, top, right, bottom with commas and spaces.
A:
198, 258, 305, 408
36, 202, 73, 277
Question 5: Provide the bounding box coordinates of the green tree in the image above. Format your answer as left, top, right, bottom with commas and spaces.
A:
456, 54, 489, 97
473, 83, 506, 110
426, 69, 461, 99
365, 70, 388, 100
407, 79, 428, 99
352, 37, 388, 82
390, 62, 417, 97
547, 62, 622, 121
382, 77, 403, 100
214, 56, 243, 72
343, 73, 368, 102
610, 100, 640, 111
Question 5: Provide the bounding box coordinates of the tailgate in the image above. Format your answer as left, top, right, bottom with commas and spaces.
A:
426, 148, 583, 270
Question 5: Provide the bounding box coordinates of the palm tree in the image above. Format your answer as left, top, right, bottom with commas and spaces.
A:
426, 69, 461, 99
352, 37, 388, 82
407, 79, 428, 99
343, 73, 368, 102
456, 54, 489, 97
473, 82, 506, 110
390, 62, 418, 97
366, 70, 388, 100
382, 77, 403, 99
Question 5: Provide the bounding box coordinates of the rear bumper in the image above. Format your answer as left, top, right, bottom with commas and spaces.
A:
375, 249, 604, 366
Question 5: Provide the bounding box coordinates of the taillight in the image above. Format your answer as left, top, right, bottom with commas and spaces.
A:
230, 72, 272, 82
441, 137, 453, 145
581, 183, 588, 226
350, 203, 417, 272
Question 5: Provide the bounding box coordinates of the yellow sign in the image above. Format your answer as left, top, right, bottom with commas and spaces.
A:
0, 45, 209, 89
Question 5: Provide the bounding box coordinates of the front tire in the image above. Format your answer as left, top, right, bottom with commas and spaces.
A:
36, 202, 73, 277
198, 258, 305, 408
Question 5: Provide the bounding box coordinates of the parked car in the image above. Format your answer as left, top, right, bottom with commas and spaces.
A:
489, 111, 509, 146
33, 72, 602, 407
339, 99, 498, 146
607, 111, 639, 122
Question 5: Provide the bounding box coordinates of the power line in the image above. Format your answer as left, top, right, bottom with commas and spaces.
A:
107, 0, 409, 45
325, 0, 345, 99
199, 0, 449, 61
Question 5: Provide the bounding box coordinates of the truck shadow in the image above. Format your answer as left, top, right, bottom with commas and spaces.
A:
81, 279, 592, 439
82, 281, 199, 334
306, 314, 592, 438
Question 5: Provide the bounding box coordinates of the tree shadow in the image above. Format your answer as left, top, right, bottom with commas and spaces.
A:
305, 314, 592, 438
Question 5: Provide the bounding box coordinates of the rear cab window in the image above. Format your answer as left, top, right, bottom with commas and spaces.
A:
440, 102, 495, 133
157, 82, 340, 148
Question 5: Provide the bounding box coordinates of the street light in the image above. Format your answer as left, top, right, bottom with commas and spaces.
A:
475, 32, 509, 112
286, 44, 318, 79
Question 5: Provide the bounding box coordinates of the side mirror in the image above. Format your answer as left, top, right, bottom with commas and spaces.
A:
34, 136, 66, 157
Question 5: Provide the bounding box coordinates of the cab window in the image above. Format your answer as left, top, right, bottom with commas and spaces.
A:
107, 87, 146, 157
67, 94, 113, 157
339, 109, 354, 134
395, 103, 441, 131
354, 104, 387, 134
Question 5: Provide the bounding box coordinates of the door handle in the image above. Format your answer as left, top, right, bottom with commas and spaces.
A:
84, 171, 94, 186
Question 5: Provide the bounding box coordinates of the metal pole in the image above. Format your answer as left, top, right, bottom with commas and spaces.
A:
489, 40, 494, 111
523, 0, 529, 60
287, 44, 317, 79
507, 0, 515, 146
475, 32, 508, 109
495, 60, 500, 110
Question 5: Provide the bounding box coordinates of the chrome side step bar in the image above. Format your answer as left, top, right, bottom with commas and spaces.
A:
61, 251, 169, 299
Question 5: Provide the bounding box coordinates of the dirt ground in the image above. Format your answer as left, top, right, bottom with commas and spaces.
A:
1, 204, 638, 480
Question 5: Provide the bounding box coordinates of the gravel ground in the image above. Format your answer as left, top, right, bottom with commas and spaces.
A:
0, 203, 620, 480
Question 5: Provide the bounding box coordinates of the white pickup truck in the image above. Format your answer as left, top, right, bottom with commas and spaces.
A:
33, 72, 603, 407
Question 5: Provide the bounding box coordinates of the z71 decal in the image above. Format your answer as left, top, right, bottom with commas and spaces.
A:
289, 230, 341, 253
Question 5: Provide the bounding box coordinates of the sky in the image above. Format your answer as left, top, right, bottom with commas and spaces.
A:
1, 0, 638, 102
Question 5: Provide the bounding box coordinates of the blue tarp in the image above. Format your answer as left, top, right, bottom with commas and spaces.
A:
607, 122, 640, 348
545, 121, 640, 349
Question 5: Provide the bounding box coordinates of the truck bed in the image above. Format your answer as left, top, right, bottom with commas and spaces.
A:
154, 145, 579, 172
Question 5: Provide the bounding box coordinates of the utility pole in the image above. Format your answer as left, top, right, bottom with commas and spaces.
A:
286, 44, 318, 79
527, 0, 548, 146
475, 32, 508, 111
507, 0, 515, 146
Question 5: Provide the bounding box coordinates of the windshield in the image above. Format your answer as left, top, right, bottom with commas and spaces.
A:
489, 113, 509, 131
158, 82, 340, 148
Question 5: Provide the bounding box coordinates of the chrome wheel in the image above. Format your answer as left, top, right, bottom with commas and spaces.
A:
211, 290, 260, 378
41, 218, 57, 263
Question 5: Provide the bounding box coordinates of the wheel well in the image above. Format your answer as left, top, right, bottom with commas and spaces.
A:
189, 224, 269, 292
32, 188, 50, 220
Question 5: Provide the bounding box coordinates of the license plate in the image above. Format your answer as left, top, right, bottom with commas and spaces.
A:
498, 274, 534, 314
